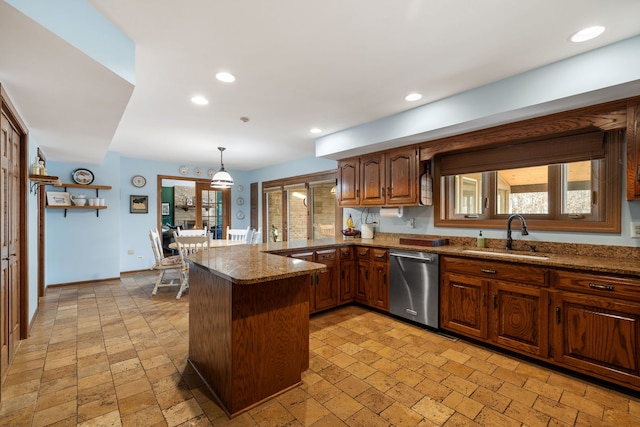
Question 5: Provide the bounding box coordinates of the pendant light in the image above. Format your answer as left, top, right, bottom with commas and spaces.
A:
211, 147, 234, 188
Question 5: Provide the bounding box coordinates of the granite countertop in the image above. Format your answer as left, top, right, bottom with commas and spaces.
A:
188, 244, 327, 285
189, 235, 640, 284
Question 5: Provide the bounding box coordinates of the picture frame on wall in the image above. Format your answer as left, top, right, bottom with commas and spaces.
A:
46, 191, 71, 206
130, 195, 148, 214
161, 202, 170, 216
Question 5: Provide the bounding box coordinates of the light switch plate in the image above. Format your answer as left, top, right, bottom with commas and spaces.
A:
630, 222, 640, 238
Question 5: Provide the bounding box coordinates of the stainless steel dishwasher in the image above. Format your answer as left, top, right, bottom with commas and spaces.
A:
389, 250, 439, 328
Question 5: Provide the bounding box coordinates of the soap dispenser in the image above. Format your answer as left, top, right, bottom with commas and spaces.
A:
477, 231, 485, 248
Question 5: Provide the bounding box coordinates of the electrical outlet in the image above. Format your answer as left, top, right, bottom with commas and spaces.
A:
631, 222, 640, 238
127, 249, 135, 255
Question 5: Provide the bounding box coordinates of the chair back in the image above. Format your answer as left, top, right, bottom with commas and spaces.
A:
176, 226, 207, 236
226, 226, 251, 242
149, 228, 165, 264
251, 228, 263, 244
173, 232, 209, 267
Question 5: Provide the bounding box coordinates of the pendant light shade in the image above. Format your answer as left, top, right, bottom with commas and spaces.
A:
211, 147, 234, 188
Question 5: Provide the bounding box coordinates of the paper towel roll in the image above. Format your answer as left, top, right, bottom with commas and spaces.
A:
380, 207, 404, 218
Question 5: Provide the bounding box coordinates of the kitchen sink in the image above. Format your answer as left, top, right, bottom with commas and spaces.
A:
462, 249, 549, 260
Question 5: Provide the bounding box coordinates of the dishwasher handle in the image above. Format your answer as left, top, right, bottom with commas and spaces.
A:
391, 253, 437, 263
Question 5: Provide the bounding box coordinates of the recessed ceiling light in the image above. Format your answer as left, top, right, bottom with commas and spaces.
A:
191, 95, 209, 105
405, 93, 423, 102
216, 72, 236, 83
570, 26, 605, 43
310, 128, 322, 134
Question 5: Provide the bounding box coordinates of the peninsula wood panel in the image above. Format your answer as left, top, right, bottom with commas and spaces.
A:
188, 264, 310, 417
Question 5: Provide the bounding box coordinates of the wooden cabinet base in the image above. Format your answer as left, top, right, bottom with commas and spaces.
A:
188, 265, 310, 418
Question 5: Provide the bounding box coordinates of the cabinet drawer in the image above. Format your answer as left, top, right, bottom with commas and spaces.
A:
316, 248, 337, 264
339, 246, 353, 260
442, 256, 548, 286
553, 270, 640, 301
288, 251, 314, 262
371, 248, 389, 262
356, 247, 370, 259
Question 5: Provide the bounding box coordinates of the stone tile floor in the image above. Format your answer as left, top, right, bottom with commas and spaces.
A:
0, 271, 639, 426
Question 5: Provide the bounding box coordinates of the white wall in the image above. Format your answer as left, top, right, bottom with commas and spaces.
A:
117, 157, 252, 273
45, 152, 121, 284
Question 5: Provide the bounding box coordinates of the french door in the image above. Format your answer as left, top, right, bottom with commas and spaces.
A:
263, 171, 338, 242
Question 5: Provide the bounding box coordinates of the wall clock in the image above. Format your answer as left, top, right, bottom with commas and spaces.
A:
194, 168, 202, 176
236, 197, 244, 206
236, 210, 245, 220
131, 175, 146, 188
179, 165, 189, 175
71, 168, 94, 185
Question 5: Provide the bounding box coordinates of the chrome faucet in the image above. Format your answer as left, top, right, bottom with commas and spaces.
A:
506, 214, 528, 250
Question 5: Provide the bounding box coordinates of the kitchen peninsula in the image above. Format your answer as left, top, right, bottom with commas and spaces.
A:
186, 244, 326, 417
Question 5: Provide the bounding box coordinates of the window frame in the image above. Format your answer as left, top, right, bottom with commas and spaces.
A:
435, 130, 622, 233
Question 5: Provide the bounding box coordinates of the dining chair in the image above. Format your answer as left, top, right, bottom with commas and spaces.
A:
176, 226, 207, 236
251, 227, 263, 244
149, 228, 182, 296
173, 232, 209, 299
226, 226, 251, 243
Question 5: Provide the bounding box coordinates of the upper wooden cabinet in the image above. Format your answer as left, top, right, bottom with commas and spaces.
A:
337, 158, 360, 206
338, 146, 419, 207
626, 100, 640, 200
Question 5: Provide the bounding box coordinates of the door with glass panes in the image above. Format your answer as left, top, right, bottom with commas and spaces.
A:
263, 174, 336, 242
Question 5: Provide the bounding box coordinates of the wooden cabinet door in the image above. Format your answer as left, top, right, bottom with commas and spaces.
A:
370, 261, 389, 311
360, 153, 385, 205
356, 260, 369, 304
552, 291, 640, 389
339, 247, 355, 302
314, 249, 338, 312
337, 158, 359, 207
626, 101, 640, 200
386, 147, 418, 205
369, 249, 389, 311
340, 260, 355, 302
490, 281, 548, 357
441, 272, 488, 339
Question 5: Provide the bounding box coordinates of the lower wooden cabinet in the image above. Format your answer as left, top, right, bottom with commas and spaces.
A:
550, 270, 640, 390
353, 247, 389, 310
284, 245, 390, 314
314, 249, 339, 312
441, 272, 488, 339
441, 256, 548, 357
491, 281, 548, 357
288, 249, 338, 314
441, 256, 640, 392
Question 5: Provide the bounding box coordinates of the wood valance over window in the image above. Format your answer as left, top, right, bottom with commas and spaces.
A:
439, 130, 605, 176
